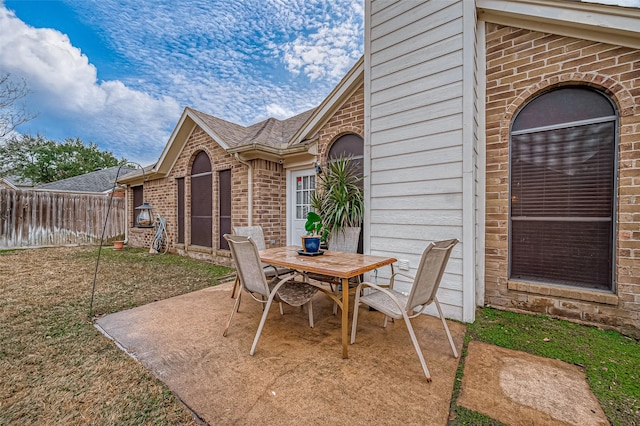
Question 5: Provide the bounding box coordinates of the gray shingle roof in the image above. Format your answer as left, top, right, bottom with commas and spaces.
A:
1, 174, 33, 188
35, 166, 138, 193
189, 107, 316, 149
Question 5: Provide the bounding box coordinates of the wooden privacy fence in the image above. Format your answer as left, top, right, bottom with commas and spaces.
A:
0, 189, 126, 249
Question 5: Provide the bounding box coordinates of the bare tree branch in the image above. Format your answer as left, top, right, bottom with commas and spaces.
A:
0, 73, 38, 138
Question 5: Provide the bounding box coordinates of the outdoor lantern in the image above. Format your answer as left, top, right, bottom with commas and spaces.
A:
135, 201, 155, 227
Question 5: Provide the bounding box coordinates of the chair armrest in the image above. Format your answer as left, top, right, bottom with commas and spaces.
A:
389, 271, 414, 290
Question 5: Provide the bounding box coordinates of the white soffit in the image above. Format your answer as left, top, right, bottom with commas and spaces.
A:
478, 0, 640, 49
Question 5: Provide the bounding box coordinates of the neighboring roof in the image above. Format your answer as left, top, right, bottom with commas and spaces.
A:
35, 166, 138, 194
0, 174, 34, 190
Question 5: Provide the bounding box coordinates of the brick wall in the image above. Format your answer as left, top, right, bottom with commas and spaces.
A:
316, 85, 365, 166
127, 127, 241, 266
485, 23, 640, 336
126, 85, 365, 267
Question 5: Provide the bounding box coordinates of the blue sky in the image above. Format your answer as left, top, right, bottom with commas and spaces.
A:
0, 0, 364, 165
1, 0, 638, 166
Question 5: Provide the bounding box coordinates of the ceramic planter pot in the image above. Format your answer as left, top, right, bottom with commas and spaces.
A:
113, 240, 125, 251
301, 236, 321, 253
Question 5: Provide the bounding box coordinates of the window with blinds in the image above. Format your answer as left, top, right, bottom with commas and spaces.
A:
509, 87, 616, 291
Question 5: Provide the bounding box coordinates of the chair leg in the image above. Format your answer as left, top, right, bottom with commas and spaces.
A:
279, 302, 284, 315
307, 301, 314, 328
250, 298, 275, 356
231, 276, 239, 299
350, 291, 362, 344
223, 290, 241, 337
403, 314, 432, 382
434, 298, 458, 358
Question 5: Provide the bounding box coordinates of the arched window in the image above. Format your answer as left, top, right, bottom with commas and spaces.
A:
328, 133, 364, 185
509, 86, 617, 291
190, 151, 212, 248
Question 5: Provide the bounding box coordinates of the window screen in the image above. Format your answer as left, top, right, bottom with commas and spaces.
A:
509, 87, 616, 291
132, 186, 143, 227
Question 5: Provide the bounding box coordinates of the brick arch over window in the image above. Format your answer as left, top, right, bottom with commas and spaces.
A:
190, 150, 212, 248
499, 72, 634, 142
318, 126, 363, 162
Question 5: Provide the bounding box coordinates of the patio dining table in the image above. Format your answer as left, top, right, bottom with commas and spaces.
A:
259, 246, 396, 359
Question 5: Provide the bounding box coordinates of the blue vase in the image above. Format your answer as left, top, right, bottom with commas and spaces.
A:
304, 236, 321, 253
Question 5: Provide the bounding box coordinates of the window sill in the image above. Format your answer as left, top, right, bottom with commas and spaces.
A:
507, 280, 618, 305
187, 245, 213, 254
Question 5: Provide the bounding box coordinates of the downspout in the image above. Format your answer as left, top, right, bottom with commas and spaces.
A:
234, 153, 253, 226
123, 185, 129, 243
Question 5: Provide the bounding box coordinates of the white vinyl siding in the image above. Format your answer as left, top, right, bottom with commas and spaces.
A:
366, 0, 475, 321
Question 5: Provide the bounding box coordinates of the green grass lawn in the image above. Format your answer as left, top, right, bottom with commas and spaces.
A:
449, 307, 640, 426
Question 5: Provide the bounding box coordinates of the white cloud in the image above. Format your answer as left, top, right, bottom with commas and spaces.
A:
0, 6, 180, 164
265, 103, 297, 119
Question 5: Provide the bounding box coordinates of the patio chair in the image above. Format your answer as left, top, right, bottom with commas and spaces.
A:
350, 239, 459, 382
223, 234, 319, 355
306, 226, 361, 315
231, 226, 293, 298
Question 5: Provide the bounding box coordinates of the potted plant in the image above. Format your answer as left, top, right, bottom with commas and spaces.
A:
310, 155, 364, 250
302, 211, 325, 252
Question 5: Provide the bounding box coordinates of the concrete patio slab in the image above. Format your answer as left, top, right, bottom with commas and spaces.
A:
458, 341, 609, 426
96, 282, 466, 425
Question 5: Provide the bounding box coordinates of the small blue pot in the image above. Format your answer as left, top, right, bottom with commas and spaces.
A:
303, 236, 321, 253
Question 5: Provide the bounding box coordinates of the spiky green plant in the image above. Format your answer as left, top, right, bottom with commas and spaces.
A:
311, 155, 364, 236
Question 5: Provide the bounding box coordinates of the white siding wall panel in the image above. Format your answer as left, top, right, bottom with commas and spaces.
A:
369, 193, 463, 211
371, 82, 464, 121
371, 114, 462, 144
371, 52, 463, 100
373, 145, 461, 170
367, 0, 466, 321
371, 67, 463, 106
372, 129, 462, 159
372, 162, 462, 185
371, 98, 462, 132
371, 1, 461, 54
373, 27, 463, 73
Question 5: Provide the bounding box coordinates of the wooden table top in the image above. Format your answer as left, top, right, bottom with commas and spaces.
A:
259, 246, 396, 279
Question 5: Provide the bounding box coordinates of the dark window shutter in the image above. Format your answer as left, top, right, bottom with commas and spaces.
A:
219, 169, 231, 250
132, 186, 143, 226
177, 178, 185, 244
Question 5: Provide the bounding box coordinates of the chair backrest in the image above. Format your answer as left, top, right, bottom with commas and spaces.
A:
233, 226, 267, 250
328, 226, 361, 253
224, 234, 270, 297
406, 239, 458, 312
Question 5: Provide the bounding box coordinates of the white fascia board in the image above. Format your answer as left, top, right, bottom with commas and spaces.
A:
154, 107, 231, 176
187, 110, 231, 151
153, 108, 192, 176
478, 0, 640, 48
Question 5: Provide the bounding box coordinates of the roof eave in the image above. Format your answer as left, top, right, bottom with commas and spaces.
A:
478, 0, 640, 49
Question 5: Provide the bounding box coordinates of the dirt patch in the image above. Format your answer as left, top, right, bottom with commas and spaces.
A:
457, 341, 609, 426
